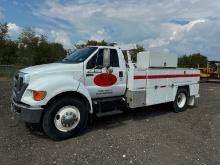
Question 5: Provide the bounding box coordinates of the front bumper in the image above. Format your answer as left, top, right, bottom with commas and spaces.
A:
11, 100, 43, 123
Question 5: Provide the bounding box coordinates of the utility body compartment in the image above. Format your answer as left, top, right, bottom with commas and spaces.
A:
126, 51, 200, 108
137, 51, 178, 68
127, 67, 200, 108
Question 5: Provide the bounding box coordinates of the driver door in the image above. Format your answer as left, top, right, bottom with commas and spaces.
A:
84, 48, 126, 99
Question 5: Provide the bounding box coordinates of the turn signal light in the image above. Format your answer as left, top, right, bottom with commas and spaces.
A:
33, 91, 47, 101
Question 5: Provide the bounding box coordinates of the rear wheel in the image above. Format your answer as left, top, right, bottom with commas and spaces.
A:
172, 88, 189, 113
42, 96, 88, 140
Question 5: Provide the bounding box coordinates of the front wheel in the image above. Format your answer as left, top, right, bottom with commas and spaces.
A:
172, 88, 189, 113
42, 97, 88, 140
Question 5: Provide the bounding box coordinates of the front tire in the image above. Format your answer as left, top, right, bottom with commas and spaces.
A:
172, 88, 189, 113
42, 96, 88, 140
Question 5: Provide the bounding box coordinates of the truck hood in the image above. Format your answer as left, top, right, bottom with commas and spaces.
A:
20, 63, 83, 74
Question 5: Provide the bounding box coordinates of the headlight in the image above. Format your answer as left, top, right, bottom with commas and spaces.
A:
19, 72, 30, 84
23, 74, 30, 84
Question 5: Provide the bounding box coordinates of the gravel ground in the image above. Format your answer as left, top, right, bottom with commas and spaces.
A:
0, 80, 220, 165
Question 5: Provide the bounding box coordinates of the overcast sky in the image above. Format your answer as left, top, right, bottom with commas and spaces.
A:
0, 0, 220, 60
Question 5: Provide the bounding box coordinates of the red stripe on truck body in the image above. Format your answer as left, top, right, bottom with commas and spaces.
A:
134, 74, 200, 80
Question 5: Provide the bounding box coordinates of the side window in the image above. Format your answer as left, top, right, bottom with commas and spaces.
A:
86, 49, 104, 69
86, 53, 97, 69
96, 49, 104, 68
110, 49, 119, 67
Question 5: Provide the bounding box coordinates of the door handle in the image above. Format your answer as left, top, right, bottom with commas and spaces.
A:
119, 71, 123, 77
86, 73, 94, 77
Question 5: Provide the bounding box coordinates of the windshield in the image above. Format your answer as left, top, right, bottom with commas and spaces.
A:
62, 47, 97, 63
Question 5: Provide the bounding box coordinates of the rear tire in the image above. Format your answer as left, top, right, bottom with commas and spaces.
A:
42, 96, 88, 140
172, 88, 189, 113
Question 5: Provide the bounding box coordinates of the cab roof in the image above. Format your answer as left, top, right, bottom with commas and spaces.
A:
89, 46, 119, 49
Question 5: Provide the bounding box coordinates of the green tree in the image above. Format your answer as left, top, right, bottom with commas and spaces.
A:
178, 55, 189, 68
0, 23, 8, 64
17, 28, 67, 65
0, 23, 19, 65
35, 42, 67, 65
178, 53, 208, 68
49, 43, 67, 62
1, 41, 19, 65
0, 23, 8, 41
17, 27, 40, 65
75, 40, 108, 49
122, 44, 145, 62
131, 44, 145, 62
0, 23, 67, 66
189, 53, 208, 68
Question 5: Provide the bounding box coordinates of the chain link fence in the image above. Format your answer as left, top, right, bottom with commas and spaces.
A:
0, 65, 23, 78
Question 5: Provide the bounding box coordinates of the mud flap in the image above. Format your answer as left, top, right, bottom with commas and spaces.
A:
188, 96, 195, 107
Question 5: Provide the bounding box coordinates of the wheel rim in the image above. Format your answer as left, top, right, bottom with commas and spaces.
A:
177, 93, 187, 108
54, 106, 80, 132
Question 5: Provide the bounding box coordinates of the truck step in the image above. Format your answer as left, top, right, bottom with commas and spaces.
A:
92, 97, 126, 113
96, 109, 123, 117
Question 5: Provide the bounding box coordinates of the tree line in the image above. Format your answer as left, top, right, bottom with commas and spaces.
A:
178, 53, 208, 68
0, 22, 209, 68
0, 23, 67, 66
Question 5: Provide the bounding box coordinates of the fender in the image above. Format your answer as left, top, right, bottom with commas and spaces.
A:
21, 74, 80, 107
77, 82, 93, 114
21, 74, 93, 113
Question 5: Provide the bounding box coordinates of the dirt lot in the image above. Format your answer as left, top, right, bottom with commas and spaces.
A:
0, 80, 219, 165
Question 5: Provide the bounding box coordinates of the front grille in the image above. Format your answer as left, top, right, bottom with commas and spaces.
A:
13, 73, 18, 88
18, 77, 23, 91
14, 73, 24, 91
12, 72, 28, 102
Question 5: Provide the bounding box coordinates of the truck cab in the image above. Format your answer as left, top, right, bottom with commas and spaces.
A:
11, 45, 200, 140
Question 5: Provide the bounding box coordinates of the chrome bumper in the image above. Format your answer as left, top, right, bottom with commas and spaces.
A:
11, 99, 44, 123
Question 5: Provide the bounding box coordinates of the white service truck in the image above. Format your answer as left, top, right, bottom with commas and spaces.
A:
11, 45, 200, 140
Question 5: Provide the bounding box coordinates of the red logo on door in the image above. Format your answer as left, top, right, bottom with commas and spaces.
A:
94, 73, 117, 87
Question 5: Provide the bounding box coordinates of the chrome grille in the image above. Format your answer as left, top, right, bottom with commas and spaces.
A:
13, 73, 24, 91
18, 77, 23, 91
12, 72, 27, 102
13, 73, 18, 89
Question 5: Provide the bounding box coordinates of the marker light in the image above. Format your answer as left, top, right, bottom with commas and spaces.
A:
33, 91, 47, 101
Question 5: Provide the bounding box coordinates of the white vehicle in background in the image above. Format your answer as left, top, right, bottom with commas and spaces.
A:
11, 45, 200, 140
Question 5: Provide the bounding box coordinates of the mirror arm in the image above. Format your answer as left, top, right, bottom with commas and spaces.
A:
127, 50, 133, 68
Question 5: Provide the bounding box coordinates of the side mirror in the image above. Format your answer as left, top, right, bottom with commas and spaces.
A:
108, 67, 113, 74
105, 65, 113, 73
